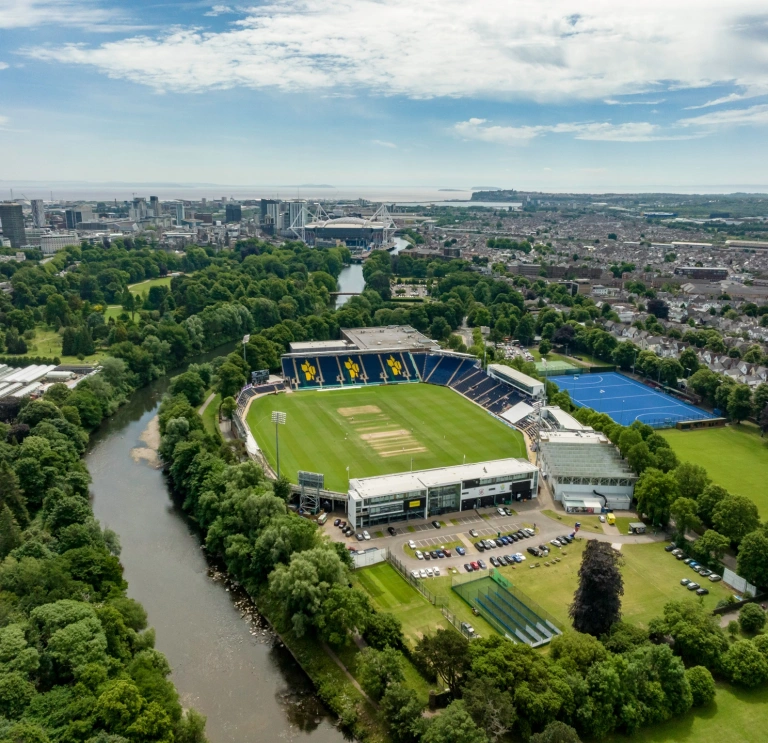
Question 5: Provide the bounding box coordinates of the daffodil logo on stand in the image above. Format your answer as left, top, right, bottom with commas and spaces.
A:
387, 355, 402, 376
300, 360, 317, 381
345, 357, 360, 379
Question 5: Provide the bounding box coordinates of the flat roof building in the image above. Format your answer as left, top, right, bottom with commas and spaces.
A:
538, 430, 636, 511
487, 364, 545, 400
347, 458, 538, 529
340, 325, 440, 353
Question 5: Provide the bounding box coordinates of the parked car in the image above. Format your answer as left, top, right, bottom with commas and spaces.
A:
505, 507, 514, 516
599, 515, 606, 523
426, 568, 433, 577
683, 558, 693, 565
477, 559, 487, 570
443, 548, 452, 557
356, 533, 364, 541
527, 546, 540, 557
437, 550, 445, 558
363, 531, 371, 540
490, 556, 499, 568
339, 521, 347, 529
495, 538, 504, 548
676, 553, 686, 560
408, 540, 417, 549
665, 543, 676, 552
431, 521, 441, 529
456, 546, 466, 556
687, 582, 700, 591
671, 548, 683, 556
524, 528, 535, 536
561, 535, 574, 543
508, 533, 518, 542
461, 622, 475, 635
476, 541, 485, 551
470, 561, 480, 571
469, 529, 479, 538
387, 526, 396, 536
538, 545, 550, 555
434, 567, 441, 576
430, 550, 439, 559
419, 569, 427, 579
464, 563, 474, 572
680, 578, 691, 585
415, 550, 424, 560
696, 587, 709, 596
411, 570, 419, 579
500, 536, 510, 546
698, 568, 712, 577
424, 552, 431, 560
709, 574, 722, 582
497, 507, 506, 516
550, 539, 562, 548
333, 518, 341, 527
484, 540, 495, 550
514, 552, 526, 562
516, 530, 526, 539
689, 561, 699, 570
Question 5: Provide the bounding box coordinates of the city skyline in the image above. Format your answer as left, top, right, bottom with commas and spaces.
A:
1, 0, 768, 191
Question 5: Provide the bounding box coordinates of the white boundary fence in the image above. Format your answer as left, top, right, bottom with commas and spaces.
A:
352, 547, 388, 569
723, 568, 757, 597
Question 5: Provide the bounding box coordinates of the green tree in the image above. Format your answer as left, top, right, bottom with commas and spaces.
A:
670, 497, 699, 539
219, 396, 237, 419
422, 700, 488, 743
461, 677, 516, 743
364, 612, 404, 651
692, 529, 729, 563
516, 314, 536, 346
627, 442, 655, 474
739, 603, 766, 634
686, 666, 715, 707
380, 682, 425, 743
356, 646, 404, 701
723, 640, 768, 687
570, 541, 623, 637
414, 629, 471, 696
634, 468, 680, 526
539, 339, 552, 357
712, 494, 760, 544
530, 721, 582, 743
316, 586, 371, 646
697, 484, 728, 527
169, 372, 206, 408
550, 631, 607, 675
737, 530, 768, 588
679, 348, 700, 376
430, 317, 451, 341
674, 462, 710, 501
215, 363, 246, 399
727, 384, 753, 422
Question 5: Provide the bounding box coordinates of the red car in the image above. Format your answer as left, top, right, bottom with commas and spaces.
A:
470, 561, 480, 571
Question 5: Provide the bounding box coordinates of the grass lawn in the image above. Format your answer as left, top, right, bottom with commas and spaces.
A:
542, 509, 604, 534
662, 424, 768, 516
491, 540, 733, 628
21, 325, 107, 365
247, 384, 527, 491
128, 276, 173, 293
199, 393, 221, 439
607, 683, 768, 743
530, 349, 587, 368
353, 563, 451, 644
614, 516, 634, 535
104, 305, 128, 321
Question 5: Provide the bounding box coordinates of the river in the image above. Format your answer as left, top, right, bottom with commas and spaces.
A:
335, 237, 408, 308
86, 354, 347, 743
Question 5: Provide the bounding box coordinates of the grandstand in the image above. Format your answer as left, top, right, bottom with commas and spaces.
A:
279, 346, 537, 422
452, 571, 561, 647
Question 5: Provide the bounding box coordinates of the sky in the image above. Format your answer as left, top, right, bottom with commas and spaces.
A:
1, 0, 768, 193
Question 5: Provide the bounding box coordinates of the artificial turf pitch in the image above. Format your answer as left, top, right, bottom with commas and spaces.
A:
246, 384, 527, 491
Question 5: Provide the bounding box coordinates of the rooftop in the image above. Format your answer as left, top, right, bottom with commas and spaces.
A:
539, 433, 636, 480
349, 458, 537, 500
340, 325, 439, 352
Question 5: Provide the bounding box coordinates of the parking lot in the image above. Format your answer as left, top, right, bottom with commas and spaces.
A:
388, 510, 523, 537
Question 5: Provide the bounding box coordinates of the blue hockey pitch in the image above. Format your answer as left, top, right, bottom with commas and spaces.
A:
552, 372, 716, 427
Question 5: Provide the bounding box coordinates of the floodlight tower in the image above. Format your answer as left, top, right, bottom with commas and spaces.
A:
371, 203, 396, 245
271, 411, 287, 477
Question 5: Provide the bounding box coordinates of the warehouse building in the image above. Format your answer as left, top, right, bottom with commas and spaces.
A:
347, 458, 538, 529
537, 430, 636, 512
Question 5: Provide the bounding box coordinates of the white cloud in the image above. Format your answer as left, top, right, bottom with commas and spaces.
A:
685, 88, 768, 109
604, 98, 665, 105
678, 103, 768, 127
454, 118, 690, 143
372, 139, 397, 148
0, 62, 8, 70
0, 0, 145, 31
20, 0, 768, 101
204, 5, 235, 17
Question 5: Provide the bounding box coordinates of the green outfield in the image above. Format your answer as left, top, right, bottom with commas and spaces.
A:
246, 384, 527, 491
662, 423, 768, 516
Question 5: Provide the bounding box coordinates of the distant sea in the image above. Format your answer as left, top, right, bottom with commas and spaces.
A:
2, 182, 767, 203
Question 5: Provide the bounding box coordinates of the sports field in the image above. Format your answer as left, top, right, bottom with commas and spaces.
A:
246, 384, 527, 491
662, 423, 768, 516
554, 372, 715, 427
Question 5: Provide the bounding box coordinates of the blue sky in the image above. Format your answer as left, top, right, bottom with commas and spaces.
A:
1, 0, 768, 192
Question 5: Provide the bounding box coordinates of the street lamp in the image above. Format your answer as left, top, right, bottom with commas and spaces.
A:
271, 411, 286, 477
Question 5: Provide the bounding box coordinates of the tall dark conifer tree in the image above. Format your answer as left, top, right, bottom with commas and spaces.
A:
570, 540, 624, 636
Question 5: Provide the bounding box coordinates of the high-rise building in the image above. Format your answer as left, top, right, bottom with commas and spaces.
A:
288, 200, 306, 230
130, 198, 147, 222
260, 199, 281, 225
172, 202, 185, 224
31, 199, 46, 228
65, 206, 93, 229
225, 204, 242, 223
150, 196, 160, 218
0, 203, 27, 248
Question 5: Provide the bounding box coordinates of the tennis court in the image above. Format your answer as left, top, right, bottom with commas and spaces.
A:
535, 359, 579, 374
553, 372, 716, 428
